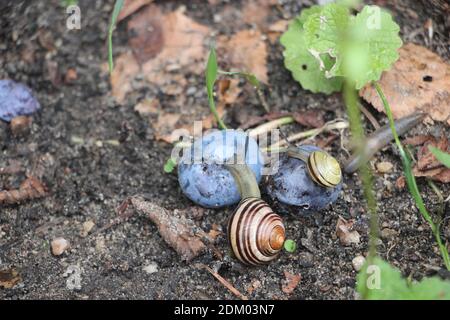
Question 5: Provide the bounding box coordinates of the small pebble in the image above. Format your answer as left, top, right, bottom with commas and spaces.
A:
142, 262, 158, 274
376, 161, 393, 173
10, 116, 32, 136
51, 237, 70, 256
380, 228, 398, 240
82, 220, 95, 236
352, 255, 366, 271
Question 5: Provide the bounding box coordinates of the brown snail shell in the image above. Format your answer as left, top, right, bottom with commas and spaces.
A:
228, 197, 285, 265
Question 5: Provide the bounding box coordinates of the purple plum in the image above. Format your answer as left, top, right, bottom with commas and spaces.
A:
0, 79, 40, 122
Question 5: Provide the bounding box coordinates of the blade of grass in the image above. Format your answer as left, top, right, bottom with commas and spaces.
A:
108, 0, 124, 74
429, 146, 450, 168
206, 48, 227, 130
374, 82, 450, 270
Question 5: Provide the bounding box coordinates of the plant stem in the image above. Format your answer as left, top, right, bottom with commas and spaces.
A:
208, 95, 228, 130
343, 82, 378, 266
374, 82, 450, 270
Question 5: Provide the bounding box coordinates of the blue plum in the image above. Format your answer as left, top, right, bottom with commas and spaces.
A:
265, 145, 342, 215
178, 130, 264, 208
0, 79, 40, 122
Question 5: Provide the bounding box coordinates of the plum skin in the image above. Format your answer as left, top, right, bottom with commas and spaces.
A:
264, 145, 342, 215
0, 79, 40, 122
178, 130, 264, 208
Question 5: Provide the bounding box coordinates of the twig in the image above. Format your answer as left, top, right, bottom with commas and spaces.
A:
266, 119, 349, 150
0, 176, 47, 205
248, 116, 294, 138
359, 103, 380, 130
195, 263, 248, 300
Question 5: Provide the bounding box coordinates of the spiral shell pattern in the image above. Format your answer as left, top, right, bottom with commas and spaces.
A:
228, 197, 285, 265
307, 151, 342, 188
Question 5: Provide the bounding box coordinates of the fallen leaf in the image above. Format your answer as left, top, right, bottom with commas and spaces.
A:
129, 197, 214, 261
336, 216, 360, 246
292, 110, 325, 128
403, 135, 434, 146
360, 43, 450, 125
395, 176, 406, 189
417, 136, 448, 171
281, 271, 301, 294
267, 19, 289, 43
111, 6, 210, 102
0, 268, 21, 289
242, 0, 277, 29
218, 29, 268, 84
217, 78, 242, 105
134, 99, 159, 116
110, 51, 140, 103
117, 0, 153, 22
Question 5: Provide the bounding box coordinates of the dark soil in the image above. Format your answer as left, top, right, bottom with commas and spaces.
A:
0, 0, 449, 300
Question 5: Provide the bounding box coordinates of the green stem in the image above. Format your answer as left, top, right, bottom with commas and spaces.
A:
374, 82, 450, 270
208, 95, 227, 130
224, 164, 261, 199
344, 82, 378, 267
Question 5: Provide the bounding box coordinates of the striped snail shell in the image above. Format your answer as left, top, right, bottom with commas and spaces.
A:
288, 147, 342, 188
307, 150, 342, 188
228, 197, 286, 266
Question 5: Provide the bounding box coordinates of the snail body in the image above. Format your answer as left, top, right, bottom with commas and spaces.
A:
265, 145, 342, 215
225, 164, 285, 265
178, 130, 264, 208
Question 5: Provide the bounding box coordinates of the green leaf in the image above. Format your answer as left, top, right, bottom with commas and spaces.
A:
205, 48, 227, 130
345, 5, 403, 89
304, 4, 350, 56
301, 4, 402, 89
409, 277, 450, 300
281, 14, 343, 94
108, 0, 124, 74
429, 146, 450, 168
357, 257, 450, 300
163, 158, 177, 173
283, 239, 297, 253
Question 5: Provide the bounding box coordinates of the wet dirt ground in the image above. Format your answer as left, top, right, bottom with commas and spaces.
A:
0, 0, 449, 299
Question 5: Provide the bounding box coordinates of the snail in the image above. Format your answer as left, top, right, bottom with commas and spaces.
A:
344, 113, 425, 173
264, 145, 343, 215
178, 130, 264, 208
287, 146, 342, 188
226, 163, 285, 265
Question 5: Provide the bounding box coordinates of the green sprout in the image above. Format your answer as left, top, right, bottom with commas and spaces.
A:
108, 0, 124, 74
283, 239, 297, 253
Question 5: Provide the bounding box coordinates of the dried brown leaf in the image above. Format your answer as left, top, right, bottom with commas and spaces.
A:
129, 197, 210, 261
0, 268, 21, 289
403, 135, 434, 146
117, 0, 153, 22
360, 43, 450, 125
281, 271, 301, 295
219, 29, 268, 84
292, 110, 325, 128
336, 217, 360, 246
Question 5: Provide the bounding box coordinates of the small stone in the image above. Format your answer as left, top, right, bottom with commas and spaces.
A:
51, 237, 70, 256
10, 116, 32, 136
142, 262, 158, 274
376, 161, 393, 173
82, 220, 95, 236
352, 255, 366, 271
380, 228, 398, 240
